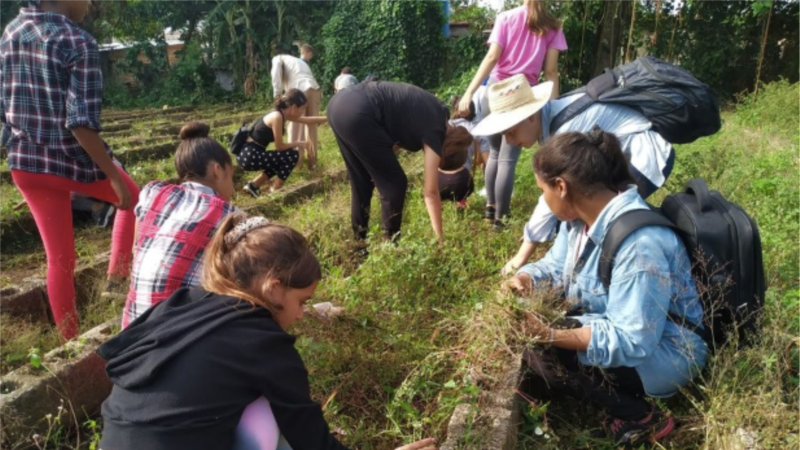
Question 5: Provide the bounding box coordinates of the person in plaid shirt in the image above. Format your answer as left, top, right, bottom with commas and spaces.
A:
122, 122, 238, 328
1, 0, 139, 340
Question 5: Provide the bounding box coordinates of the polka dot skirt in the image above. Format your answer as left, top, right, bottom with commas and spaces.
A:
236, 143, 299, 181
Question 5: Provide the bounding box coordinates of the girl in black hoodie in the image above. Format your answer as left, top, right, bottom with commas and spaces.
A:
98, 213, 437, 450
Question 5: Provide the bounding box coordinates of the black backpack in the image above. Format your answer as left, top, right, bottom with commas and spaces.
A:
229, 119, 259, 156
598, 179, 765, 350
550, 56, 721, 144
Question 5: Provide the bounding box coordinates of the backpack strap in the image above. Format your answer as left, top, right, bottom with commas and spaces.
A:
549, 94, 595, 136
549, 68, 619, 136
599, 209, 677, 290
600, 209, 708, 343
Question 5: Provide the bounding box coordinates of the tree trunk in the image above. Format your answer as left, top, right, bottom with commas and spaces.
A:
625, 0, 637, 63
578, 0, 590, 80
754, 1, 774, 96
593, 0, 624, 76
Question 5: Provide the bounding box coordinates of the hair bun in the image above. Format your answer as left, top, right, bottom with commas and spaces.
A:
180, 122, 210, 140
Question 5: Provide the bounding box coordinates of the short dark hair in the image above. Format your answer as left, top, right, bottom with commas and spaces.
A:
440, 126, 473, 171
275, 88, 308, 110
175, 122, 232, 181
341, 67, 351, 74
533, 126, 634, 197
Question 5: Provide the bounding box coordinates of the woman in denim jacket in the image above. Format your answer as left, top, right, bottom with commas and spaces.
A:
506, 128, 707, 447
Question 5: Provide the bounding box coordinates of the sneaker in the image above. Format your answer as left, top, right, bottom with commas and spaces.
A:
92, 203, 116, 228
243, 182, 260, 198
604, 408, 675, 446
492, 219, 507, 232
484, 205, 496, 222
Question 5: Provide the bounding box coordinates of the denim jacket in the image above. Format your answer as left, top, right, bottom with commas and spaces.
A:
517, 186, 707, 397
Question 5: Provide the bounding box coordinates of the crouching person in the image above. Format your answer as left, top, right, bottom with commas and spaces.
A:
98, 212, 438, 450
505, 129, 707, 447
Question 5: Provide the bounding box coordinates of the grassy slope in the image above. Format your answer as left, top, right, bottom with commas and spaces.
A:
1, 81, 797, 449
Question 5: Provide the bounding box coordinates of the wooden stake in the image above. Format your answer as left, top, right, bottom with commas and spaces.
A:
755, 1, 774, 96
625, 0, 637, 62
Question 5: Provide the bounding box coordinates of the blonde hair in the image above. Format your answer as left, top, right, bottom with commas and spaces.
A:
526, 0, 561, 36
201, 213, 321, 312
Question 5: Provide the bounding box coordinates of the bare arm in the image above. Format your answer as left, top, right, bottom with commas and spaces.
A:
292, 115, 328, 125
543, 48, 561, 99
265, 114, 306, 151
72, 127, 133, 209
523, 310, 592, 351
422, 145, 443, 242
458, 43, 502, 113
552, 327, 591, 351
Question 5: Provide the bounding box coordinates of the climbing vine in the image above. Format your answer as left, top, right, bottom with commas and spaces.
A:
320, 0, 447, 90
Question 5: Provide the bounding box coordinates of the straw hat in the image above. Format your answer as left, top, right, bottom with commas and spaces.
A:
472, 75, 553, 136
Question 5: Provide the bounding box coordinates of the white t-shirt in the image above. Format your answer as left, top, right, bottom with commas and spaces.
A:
271, 55, 320, 97
334, 73, 358, 92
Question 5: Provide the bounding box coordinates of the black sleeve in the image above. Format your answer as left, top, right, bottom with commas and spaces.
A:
254, 333, 350, 450
423, 123, 446, 156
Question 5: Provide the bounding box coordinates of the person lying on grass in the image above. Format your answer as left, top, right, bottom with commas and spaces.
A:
504, 129, 707, 447
98, 212, 437, 450
238, 89, 327, 198
120, 122, 238, 328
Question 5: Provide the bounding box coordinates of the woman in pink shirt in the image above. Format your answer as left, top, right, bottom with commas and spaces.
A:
458, 0, 567, 229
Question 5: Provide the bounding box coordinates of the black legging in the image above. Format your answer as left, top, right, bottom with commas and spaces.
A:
522, 346, 651, 421
327, 89, 408, 240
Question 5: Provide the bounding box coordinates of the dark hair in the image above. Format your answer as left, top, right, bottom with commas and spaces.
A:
202, 213, 322, 311
440, 126, 473, 171
275, 88, 307, 110
533, 126, 634, 197
449, 96, 476, 122
341, 67, 351, 74
175, 122, 232, 181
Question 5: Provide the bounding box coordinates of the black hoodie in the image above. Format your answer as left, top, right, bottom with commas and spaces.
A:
98, 287, 349, 450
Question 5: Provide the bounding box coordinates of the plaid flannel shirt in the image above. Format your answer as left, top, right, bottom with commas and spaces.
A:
0, 7, 112, 183
122, 181, 239, 328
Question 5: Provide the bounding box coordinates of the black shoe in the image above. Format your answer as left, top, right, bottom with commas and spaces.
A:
492, 219, 507, 232
93, 203, 116, 228
604, 407, 675, 447
483, 205, 496, 222
100, 279, 128, 302
243, 182, 260, 198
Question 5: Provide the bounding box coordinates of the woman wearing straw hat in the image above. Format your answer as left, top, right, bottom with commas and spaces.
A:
327, 81, 469, 243
457, 0, 567, 230
471, 74, 676, 276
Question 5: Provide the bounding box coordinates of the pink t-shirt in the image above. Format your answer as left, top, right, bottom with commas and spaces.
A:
488, 6, 568, 85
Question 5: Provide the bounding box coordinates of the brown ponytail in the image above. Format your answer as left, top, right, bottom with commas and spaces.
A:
533, 126, 634, 198
201, 213, 321, 311
526, 0, 561, 36
275, 88, 308, 111
175, 122, 232, 181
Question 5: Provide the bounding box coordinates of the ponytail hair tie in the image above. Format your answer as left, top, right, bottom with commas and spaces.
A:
587, 125, 605, 147
225, 216, 271, 247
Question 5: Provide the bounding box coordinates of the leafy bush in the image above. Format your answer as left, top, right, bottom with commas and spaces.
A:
320, 0, 446, 91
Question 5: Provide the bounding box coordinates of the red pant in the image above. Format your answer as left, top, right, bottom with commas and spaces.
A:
12, 170, 140, 340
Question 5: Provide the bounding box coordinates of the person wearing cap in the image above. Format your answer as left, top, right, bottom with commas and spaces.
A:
471, 74, 675, 276
458, 0, 567, 230
327, 81, 469, 243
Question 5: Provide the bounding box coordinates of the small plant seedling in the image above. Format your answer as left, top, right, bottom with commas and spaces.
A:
28, 347, 42, 369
